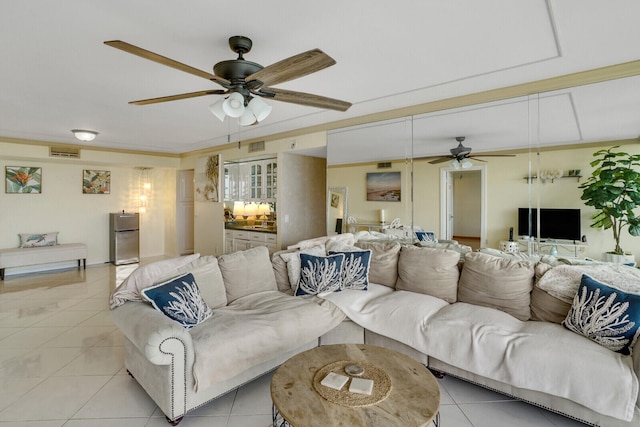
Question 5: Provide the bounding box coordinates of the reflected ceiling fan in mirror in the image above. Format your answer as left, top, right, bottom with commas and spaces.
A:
104, 36, 351, 126
428, 137, 515, 168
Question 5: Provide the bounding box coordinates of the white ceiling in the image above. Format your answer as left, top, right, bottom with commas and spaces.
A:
1, 1, 639, 157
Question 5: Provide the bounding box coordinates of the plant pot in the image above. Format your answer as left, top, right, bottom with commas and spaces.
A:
601, 252, 636, 265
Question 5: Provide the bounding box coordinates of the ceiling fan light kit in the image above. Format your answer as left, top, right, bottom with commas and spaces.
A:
208, 99, 227, 121
222, 92, 246, 118
105, 35, 351, 126
71, 129, 98, 142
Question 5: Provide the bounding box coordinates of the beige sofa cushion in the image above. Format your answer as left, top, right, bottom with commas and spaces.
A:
395, 245, 460, 303
458, 251, 534, 321
354, 241, 401, 288
218, 246, 278, 302
530, 284, 571, 323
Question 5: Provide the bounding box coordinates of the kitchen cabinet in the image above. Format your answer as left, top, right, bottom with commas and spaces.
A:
224, 229, 277, 255
224, 159, 276, 202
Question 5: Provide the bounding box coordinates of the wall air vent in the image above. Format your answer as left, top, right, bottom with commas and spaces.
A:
377, 162, 392, 169
50, 146, 81, 158
248, 141, 265, 153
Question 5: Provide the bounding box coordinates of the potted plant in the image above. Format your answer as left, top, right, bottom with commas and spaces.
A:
579, 146, 640, 263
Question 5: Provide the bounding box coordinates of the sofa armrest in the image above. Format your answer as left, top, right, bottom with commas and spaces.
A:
634, 339, 640, 409
110, 302, 193, 365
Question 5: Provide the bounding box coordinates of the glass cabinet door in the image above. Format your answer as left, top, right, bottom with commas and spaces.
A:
251, 164, 262, 199
266, 162, 277, 200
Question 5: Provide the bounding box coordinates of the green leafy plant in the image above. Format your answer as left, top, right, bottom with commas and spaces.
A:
579, 146, 640, 255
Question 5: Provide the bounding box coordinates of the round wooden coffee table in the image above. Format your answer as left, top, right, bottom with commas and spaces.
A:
271, 344, 440, 427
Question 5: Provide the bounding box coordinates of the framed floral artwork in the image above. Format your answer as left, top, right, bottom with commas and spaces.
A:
5, 166, 42, 193
83, 170, 111, 194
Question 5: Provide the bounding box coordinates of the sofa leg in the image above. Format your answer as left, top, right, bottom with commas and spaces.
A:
0, 268, 4, 280
429, 368, 446, 379
166, 416, 183, 425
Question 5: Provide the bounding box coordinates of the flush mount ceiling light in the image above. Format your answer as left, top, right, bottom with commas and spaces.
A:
209, 93, 273, 126
71, 129, 98, 142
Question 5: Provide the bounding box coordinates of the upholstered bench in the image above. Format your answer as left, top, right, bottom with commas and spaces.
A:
0, 243, 87, 280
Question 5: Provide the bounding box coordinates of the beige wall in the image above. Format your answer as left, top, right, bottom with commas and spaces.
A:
0, 140, 179, 272
328, 160, 413, 226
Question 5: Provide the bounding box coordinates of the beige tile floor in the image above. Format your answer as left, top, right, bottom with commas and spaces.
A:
0, 263, 587, 426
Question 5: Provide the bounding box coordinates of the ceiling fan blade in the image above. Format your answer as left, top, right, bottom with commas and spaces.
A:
247, 49, 336, 88
470, 154, 517, 157
130, 90, 226, 105
261, 87, 351, 111
428, 157, 453, 164
467, 157, 488, 163
104, 40, 230, 86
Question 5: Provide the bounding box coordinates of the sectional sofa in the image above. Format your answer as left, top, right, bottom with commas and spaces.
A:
109, 234, 640, 426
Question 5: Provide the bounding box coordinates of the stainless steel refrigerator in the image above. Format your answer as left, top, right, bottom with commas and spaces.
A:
109, 212, 139, 265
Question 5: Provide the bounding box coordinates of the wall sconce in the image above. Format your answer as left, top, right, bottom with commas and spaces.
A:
71, 129, 98, 142
136, 167, 152, 214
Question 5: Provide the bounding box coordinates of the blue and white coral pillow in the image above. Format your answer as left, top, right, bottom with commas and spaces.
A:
329, 249, 372, 291
296, 253, 344, 296
142, 273, 213, 329
563, 274, 640, 356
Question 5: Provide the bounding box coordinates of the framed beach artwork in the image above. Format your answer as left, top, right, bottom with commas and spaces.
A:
83, 170, 111, 194
5, 166, 42, 194
366, 172, 401, 202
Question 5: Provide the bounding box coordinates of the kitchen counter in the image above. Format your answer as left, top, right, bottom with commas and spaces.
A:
225, 221, 277, 234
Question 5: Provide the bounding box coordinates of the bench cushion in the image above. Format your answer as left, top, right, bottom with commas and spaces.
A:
0, 243, 87, 268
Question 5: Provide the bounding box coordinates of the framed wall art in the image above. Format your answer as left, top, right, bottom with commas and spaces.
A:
83, 170, 111, 194
195, 154, 220, 202
5, 166, 42, 193
366, 172, 401, 202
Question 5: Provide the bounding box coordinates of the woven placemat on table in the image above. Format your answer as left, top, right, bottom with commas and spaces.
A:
312, 360, 392, 407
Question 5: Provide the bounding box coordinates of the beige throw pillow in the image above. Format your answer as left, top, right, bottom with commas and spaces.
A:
271, 249, 295, 293
172, 255, 227, 309
354, 241, 401, 288
458, 251, 534, 321
218, 246, 278, 302
395, 245, 460, 302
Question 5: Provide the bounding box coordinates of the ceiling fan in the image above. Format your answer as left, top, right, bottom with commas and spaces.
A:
104, 35, 351, 125
427, 137, 515, 166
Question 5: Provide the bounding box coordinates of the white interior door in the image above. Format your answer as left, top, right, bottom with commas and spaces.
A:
177, 169, 195, 255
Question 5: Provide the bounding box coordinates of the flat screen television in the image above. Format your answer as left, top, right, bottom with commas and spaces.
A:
518, 208, 581, 241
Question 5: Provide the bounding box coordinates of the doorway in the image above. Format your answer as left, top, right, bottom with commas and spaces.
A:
439, 166, 486, 250
176, 169, 195, 255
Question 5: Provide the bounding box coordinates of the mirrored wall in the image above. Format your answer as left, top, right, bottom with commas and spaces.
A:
326, 71, 640, 258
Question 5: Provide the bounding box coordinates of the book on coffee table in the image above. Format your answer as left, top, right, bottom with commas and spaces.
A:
349, 378, 374, 395
321, 372, 349, 390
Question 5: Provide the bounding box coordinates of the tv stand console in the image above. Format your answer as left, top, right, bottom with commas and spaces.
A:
518, 239, 587, 258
